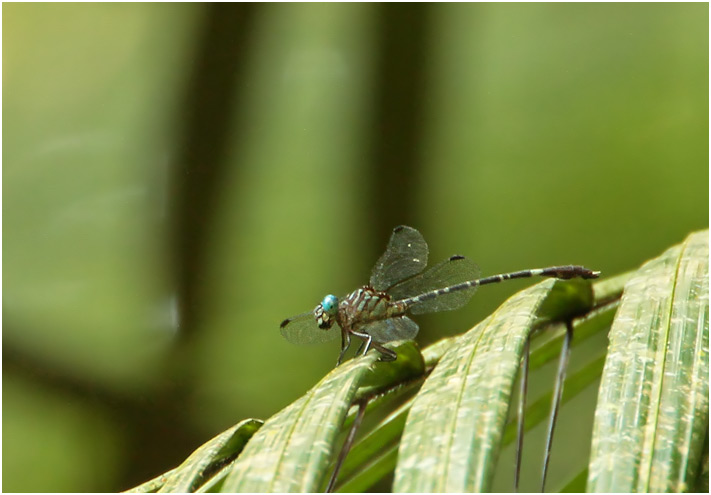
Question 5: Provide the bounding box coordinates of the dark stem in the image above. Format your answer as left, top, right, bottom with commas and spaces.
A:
541, 320, 574, 492
326, 400, 368, 493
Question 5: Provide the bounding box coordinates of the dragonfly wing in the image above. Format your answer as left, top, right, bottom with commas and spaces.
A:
390, 255, 481, 315
279, 310, 340, 345
370, 226, 429, 291
360, 316, 420, 343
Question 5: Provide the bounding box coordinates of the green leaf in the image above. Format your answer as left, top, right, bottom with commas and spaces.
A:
588, 230, 709, 492
336, 443, 399, 493
354, 340, 425, 400
332, 396, 414, 491
558, 467, 588, 492
393, 276, 596, 492
334, 294, 616, 492
220, 353, 378, 492
693, 432, 709, 493
536, 277, 594, 321
124, 469, 178, 493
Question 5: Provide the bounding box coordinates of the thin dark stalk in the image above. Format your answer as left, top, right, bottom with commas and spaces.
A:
514, 336, 530, 492
326, 400, 368, 493
540, 320, 574, 492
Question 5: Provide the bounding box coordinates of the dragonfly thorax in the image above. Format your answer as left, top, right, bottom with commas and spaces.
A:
338, 286, 407, 331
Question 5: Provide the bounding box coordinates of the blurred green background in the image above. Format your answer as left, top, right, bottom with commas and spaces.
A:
3, 3, 708, 492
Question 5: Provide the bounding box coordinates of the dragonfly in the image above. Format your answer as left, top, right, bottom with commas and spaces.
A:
280, 225, 600, 365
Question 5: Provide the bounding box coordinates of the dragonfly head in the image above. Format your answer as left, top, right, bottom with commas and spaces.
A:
315, 294, 339, 329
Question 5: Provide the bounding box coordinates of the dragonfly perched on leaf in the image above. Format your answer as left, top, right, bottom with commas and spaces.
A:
280, 225, 599, 365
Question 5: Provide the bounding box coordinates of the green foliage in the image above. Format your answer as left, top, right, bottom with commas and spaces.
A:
588, 230, 709, 492
4, 4, 707, 491
127, 231, 708, 493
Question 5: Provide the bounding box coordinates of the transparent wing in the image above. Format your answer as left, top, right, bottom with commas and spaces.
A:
360, 316, 420, 344
370, 225, 429, 291
279, 310, 340, 345
390, 255, 481, 315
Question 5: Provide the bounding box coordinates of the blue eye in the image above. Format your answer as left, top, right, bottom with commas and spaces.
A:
321, 294, 338, 314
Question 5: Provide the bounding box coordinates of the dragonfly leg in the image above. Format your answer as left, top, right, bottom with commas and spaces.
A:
351, 330, 397, 362
337, 328, 352, 366
350, 330, 373, 356
372, 343, 397, 362
355, 341, 365, 356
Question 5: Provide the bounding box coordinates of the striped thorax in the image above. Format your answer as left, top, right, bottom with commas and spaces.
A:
337, 286, 407, 331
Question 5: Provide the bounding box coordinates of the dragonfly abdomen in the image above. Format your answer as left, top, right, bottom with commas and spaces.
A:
399, 265, 600, 310
401, 280, 479, 309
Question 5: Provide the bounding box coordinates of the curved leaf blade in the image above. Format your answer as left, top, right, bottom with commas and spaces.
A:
588, 230, 709, 492
393, 277, 595, 492
354, 340, 425, 400
124, 470, 177, 493
332, 396, 414, 491
336, 293, 616, 492
220, 354, 377, 492
337, 443, 399, 493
